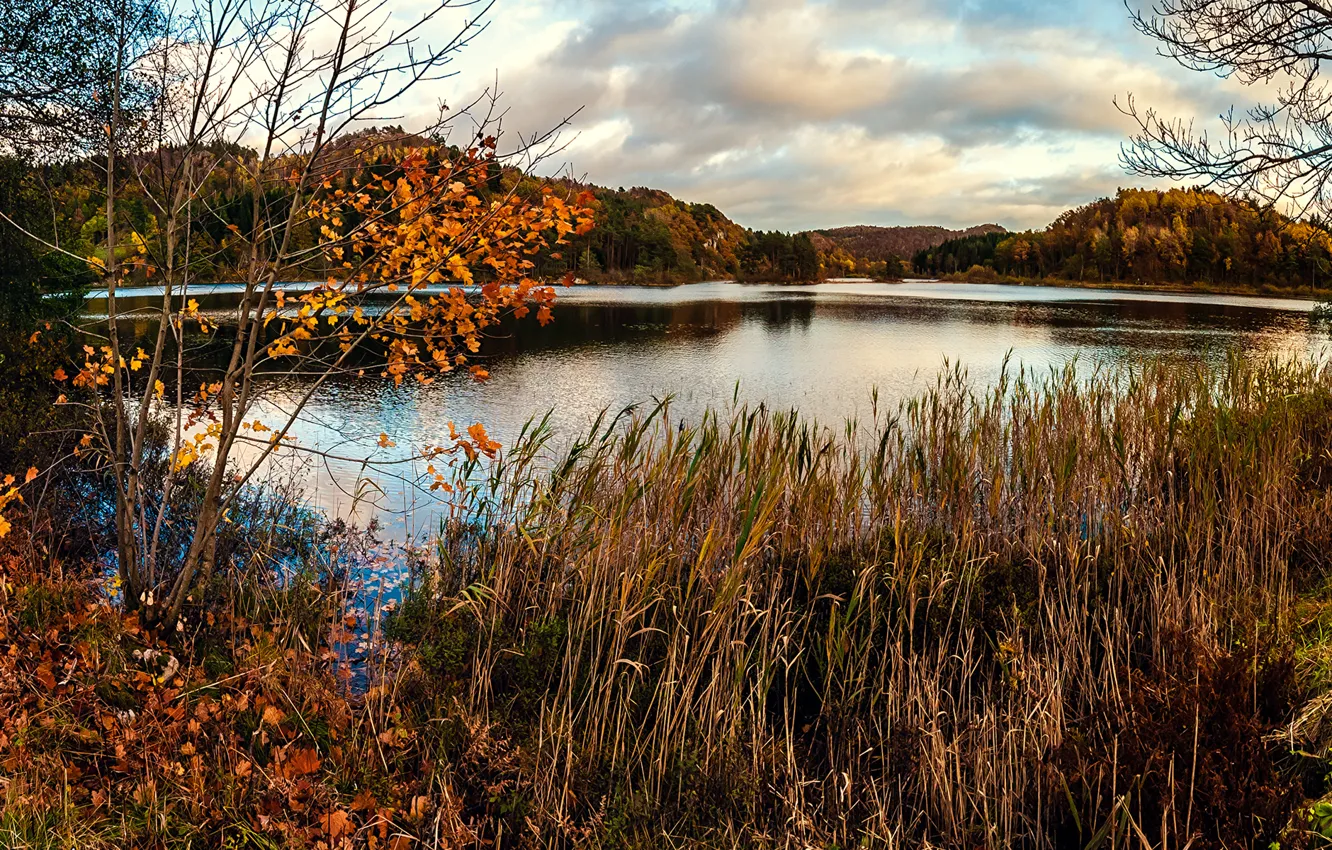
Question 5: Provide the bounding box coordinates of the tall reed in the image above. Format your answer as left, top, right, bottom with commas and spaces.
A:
388, 355, 1332, 847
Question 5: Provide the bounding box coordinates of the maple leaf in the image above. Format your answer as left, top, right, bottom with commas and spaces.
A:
351, 788, 377, 812
322, 809, 354, 839
281, 747, 321, 778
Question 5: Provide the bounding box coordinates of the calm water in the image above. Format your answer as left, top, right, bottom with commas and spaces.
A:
90, 279, 1330, 537
82, 279, 1332, 671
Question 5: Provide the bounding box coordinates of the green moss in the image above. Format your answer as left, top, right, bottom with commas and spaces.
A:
16, 582, 83, 633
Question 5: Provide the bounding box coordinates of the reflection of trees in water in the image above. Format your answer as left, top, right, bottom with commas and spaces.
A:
754, 296, 815, 330
103, 292, 1317, 378
1050, 300, 1300, 334
1038, 300, 1312, 365
477, 300, 746, 355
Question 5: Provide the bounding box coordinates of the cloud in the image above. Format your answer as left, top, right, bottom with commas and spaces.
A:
426, 0, 1261, 231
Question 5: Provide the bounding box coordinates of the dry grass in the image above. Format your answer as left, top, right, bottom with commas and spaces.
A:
388, 355, 1332, 847
6, 354, 1332, 848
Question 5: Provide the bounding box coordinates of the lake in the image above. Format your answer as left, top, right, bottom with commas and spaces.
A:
88, 279, 1331, 539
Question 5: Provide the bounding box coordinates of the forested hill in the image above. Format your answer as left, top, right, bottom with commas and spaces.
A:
570, 186, 1007, 282
562, 184, 825, 282
568, 186, 749, 282
809, 224, 1007, 264
0, 123, 1004, 287
38, 131, 1329, 290
913, 187, 1332, 290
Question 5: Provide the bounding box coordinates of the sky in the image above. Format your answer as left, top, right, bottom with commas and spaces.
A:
406, 0, 1259, 232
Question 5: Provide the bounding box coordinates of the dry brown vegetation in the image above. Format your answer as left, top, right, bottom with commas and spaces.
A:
811, 224, 1007, 266
6, 355, 1332, 848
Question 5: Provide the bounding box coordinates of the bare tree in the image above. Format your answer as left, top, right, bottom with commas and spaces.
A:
3, 0, 590, 628
1120, 0, 1332, 217
0, 0, 161, 159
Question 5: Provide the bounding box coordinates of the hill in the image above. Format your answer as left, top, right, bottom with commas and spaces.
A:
809, 224, 1007, 264
559, 185, 750, 283
912, 187, 1332, 290
35, 130, 1326, 292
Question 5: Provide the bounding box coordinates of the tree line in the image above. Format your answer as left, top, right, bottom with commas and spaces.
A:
915, 187, 1332, 290
543, 186, 828, 283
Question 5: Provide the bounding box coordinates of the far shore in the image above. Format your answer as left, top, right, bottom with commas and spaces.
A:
914, 271, 1332, 303
583, 275, 1332, 304
77, 273, 1332, 305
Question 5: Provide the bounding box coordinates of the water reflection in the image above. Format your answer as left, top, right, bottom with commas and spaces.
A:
88, 280, 1330, 535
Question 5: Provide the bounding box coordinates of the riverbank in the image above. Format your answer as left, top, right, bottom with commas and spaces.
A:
6, 355, 1332, 847
933, 268, 1332, 302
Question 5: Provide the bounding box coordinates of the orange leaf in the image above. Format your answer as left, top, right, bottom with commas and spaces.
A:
53, 368, 68, 382
282, 747, 321, 778
35, 664, 56, 691
409, 795, 431, 819
323, 809, 354, 839
351, 788, 377, 812
24, 467, 37, 484
261, 705, 286, 727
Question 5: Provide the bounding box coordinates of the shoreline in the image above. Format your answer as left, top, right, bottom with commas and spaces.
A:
922, 272, 1332, 303
77, 274, 1332, 306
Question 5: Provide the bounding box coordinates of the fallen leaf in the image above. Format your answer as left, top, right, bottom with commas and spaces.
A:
323, 809, 354, 839
281, 747, 321, 778
409, 795, 431, 819
351, 788, 377, 812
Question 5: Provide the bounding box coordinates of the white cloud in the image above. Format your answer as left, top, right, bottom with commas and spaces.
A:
412, 0, 1266, 231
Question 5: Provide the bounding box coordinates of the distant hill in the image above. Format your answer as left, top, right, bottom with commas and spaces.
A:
561, 197, 1010, 282
808, 224, 1008, 263
911, 187, 1332, 290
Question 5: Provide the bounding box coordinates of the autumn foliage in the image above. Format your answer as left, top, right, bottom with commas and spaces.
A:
0, 540, 445, 848
916, 186, 1332, 289
281, 142, 594, 388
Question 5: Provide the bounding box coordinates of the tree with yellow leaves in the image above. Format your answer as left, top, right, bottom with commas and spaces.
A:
7, 0, 591, 628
